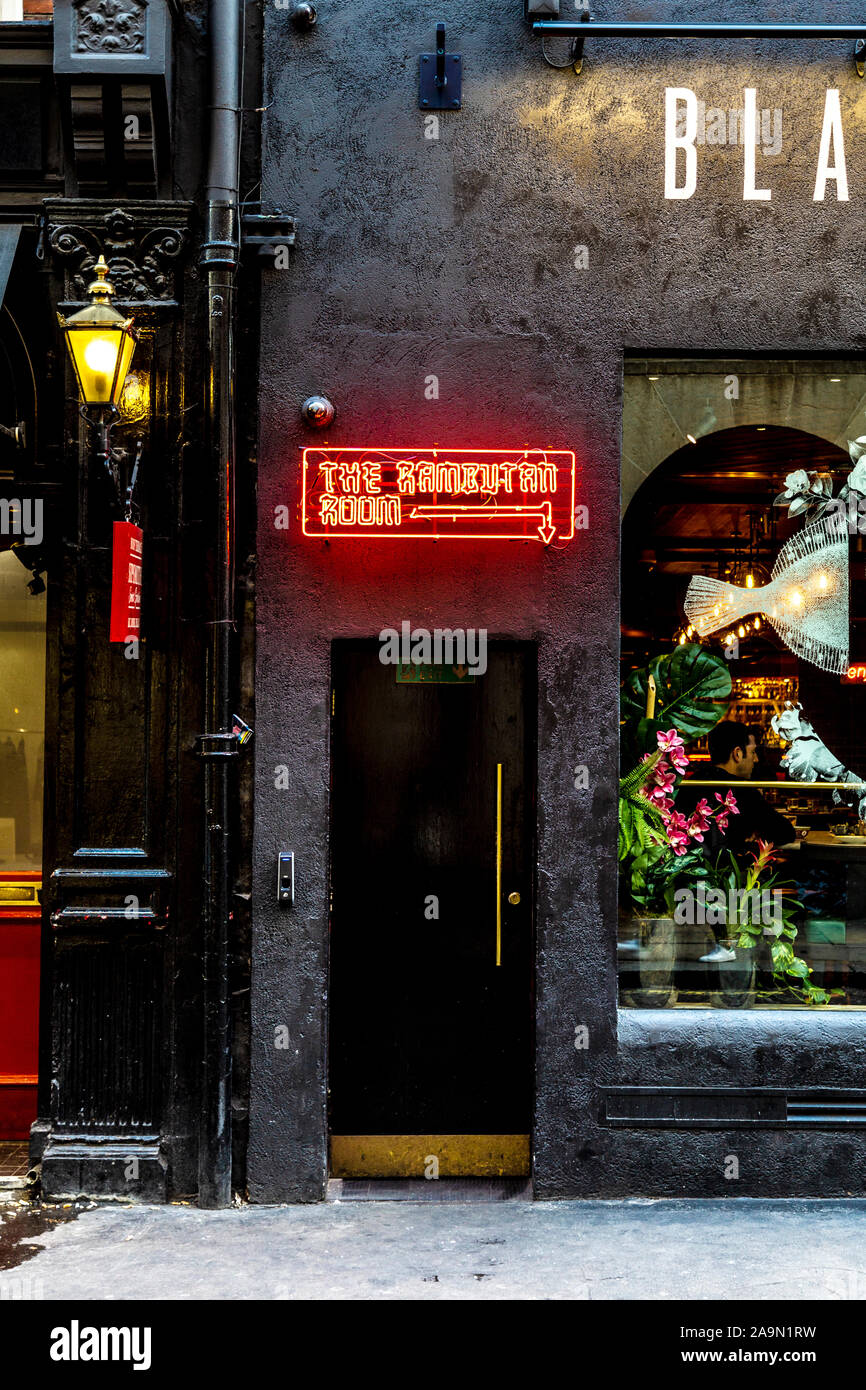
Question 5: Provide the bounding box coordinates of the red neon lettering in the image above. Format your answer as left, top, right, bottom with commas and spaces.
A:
361, 462, 381, 495
301, 447, 577, 544
320, 462, 339, 493
320, 495, 339, 526
338, 462, 362, 494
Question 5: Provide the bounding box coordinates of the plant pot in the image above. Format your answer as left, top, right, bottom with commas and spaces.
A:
620, 916, 678, 1008
709, 945, 756, 1009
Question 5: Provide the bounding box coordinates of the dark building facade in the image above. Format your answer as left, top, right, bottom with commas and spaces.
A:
4, 0, 866, 1207
0, 0, 261, 1203
247, 1, 866, 1202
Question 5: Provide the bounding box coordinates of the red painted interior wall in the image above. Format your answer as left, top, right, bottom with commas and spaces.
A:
0, 873, 40, 1140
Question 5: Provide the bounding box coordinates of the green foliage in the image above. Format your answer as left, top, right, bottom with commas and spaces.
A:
705, 848, 834, 1006
617, 645, 834, 1006
620, 643, 732, 764
618, 752, 666, 863
629, 844, 709, 919
618, 750, 698, 916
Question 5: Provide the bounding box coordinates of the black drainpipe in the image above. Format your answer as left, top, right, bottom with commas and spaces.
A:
197, 0, 242, 1209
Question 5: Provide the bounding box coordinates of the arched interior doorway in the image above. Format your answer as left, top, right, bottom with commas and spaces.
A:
620, 417, 866, 1010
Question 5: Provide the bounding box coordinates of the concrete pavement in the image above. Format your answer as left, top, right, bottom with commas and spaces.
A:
2, 1194, 866, 1300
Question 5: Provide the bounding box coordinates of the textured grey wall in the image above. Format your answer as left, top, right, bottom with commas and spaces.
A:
249, 0, 866, 1201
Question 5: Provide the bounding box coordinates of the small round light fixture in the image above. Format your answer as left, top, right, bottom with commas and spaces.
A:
301, 394, 335, 428
57, 257, 138, 409
291, 1, 317, 25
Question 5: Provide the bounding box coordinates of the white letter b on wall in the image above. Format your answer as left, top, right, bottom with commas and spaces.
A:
665, 88, 698, 200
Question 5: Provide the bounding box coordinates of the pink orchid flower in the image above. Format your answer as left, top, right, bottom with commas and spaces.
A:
657, 729, 689, 772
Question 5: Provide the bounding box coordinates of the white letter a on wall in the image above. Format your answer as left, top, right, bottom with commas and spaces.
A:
814, 89, 849, 201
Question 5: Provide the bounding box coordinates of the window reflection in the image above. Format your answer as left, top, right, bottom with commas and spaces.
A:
620, 360, 866, 1009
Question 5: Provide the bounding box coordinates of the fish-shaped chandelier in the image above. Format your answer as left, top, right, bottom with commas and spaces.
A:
684, 510, 849, 675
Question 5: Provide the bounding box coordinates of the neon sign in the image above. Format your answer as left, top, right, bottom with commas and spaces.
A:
842, 665, 866, 684
301, 447, 576, 544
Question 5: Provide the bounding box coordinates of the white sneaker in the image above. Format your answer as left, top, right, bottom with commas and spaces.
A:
699, 944, 737, 963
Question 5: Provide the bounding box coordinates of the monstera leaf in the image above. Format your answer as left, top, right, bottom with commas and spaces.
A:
621, 644, 732, 763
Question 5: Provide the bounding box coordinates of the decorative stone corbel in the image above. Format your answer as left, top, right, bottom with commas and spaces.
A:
42, 199, 195, 316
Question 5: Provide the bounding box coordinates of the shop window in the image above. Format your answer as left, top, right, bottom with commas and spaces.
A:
619, 358, 866, 1009
0, 547, 45, 873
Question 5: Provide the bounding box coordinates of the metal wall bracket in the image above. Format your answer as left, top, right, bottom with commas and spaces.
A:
572, 9, 589, 75
419, 23, 462, 110
194, 715, 254, 758
241, 205, 298, 260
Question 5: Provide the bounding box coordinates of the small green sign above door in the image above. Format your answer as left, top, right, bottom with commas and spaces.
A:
396, 663, 477, 684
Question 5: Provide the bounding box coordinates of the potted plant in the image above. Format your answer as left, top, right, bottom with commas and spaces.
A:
619, 729, 736, 1006
619, 643, 735, 1006
695, 841, 834, 1008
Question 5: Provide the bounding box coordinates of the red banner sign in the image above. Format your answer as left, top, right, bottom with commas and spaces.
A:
302, 447, 576, 544
109, 520, 143, 642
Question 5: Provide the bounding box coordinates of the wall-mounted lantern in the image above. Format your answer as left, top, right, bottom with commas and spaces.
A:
58, 256, 138, 411
57, 256, 141, 510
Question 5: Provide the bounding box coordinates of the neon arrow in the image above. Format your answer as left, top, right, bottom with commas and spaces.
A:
409, 501, 557, 544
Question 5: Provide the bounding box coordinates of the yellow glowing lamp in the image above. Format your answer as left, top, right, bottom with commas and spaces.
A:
58, 257, 138, 408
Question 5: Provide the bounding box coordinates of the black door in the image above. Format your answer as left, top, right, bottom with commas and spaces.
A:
328, 640, 535, 1144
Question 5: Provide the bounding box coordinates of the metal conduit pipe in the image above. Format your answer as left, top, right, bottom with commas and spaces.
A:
198, 0, 243, 1209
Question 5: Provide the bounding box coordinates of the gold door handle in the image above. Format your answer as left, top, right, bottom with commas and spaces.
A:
495, 763, 502, 966
508, 891, 521, 906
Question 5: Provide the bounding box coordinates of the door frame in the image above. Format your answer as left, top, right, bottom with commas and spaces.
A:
325, 636, 539, 1180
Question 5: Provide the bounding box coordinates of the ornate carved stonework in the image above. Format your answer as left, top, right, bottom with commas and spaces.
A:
73, 0, 147, 54
43, 201, 194, 312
